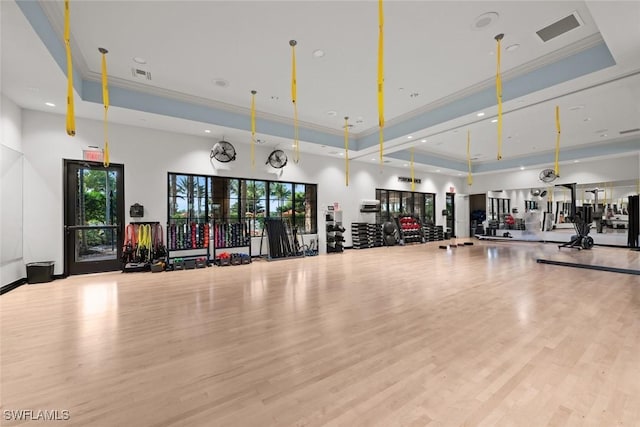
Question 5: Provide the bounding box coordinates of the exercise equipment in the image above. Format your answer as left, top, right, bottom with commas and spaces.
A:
559, 209, 594, 250
382, 221, 398, 246
555, 182, 594, 250
260, 218, 302, 260
537, 259, 639, 276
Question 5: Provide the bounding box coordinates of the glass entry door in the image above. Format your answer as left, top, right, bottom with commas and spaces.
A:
64, 160, 124, 275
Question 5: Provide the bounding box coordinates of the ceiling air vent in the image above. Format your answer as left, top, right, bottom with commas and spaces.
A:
536, 12, 582, 42
131, 68, 152, 80
619, 128, 640, 135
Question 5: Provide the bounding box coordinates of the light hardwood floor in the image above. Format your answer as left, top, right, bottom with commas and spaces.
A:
2, 241, 639, 426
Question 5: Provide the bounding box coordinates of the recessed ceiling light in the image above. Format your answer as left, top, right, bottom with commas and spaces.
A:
477, 112, 485, 117
45, 102, 56, 107
584, 117, 591, 122
472, 12, 499, 30
339, 152, 344, 156
291, 144, 296, 147
491, 119, 498, 123
569, 105, 585, 111
312, 49, 325, 58
204, 129, 211, 133
458, 173, 463, 176
327, 110, 337, 116
421, 139, 427, 143
407, 135, 413, 139
212, 78, 229, 88
133, 57, 147, 64
371, 158, 376, 161
520, 166, 525, 170
574, 160, 580, 163
403, 163, 408, 167
600, 133, 608, 137
505, 44, 520, 52
436, 169, 441, 173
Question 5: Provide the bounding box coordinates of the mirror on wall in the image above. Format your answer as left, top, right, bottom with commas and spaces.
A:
483, 179, 638, 246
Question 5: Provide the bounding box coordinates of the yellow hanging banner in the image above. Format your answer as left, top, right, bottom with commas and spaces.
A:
99, 47, 110, 167
377, 0, 385, 167
554, 105, 561, 176
250, 90, 257, 170
495, 33, 503, 160
64, 0, 75, 136
467, 130, 473, 186
290, 40, 300, 163
344, 117, 350, 187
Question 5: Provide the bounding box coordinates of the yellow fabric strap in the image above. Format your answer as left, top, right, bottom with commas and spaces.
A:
554, 105, 561, 177
344, 117, 350, 187
410, 148, 415, 191
64, 0, 75, 136
495, 35, 503, 160
101, 49, 110, 167
290, 41, 300, 163
467, 130, 473, 186
378, 0, 385, 167
250, 90, 256, 169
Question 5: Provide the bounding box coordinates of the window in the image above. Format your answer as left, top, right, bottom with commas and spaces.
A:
242, 180, 266, 236
376, 189, 436, 224
168, 173, 317, 235
169, 174, 207, 221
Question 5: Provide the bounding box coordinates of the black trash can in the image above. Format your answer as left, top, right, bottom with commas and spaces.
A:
26, 261, 55, 284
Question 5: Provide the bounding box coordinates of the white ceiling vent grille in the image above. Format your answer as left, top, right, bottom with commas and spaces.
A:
536, 12, 582, 42
131, 68, 152, 80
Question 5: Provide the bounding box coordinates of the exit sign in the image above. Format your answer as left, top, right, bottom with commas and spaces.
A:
83, 150, 103, 162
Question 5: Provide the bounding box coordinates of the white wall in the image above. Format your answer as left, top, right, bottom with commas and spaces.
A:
469, 155, 640, 194
1, 93, 25, 286
21, 109, 464, 274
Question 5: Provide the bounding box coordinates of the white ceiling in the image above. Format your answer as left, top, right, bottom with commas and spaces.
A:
2, 0, 639, 175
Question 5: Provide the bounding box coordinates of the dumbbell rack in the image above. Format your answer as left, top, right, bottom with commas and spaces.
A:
351, 223, 383, 249
326, 209, 344, 253
396, 216, 423, 244
212, 220, 252, 264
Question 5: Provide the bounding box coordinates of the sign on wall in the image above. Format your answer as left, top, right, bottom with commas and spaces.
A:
398, 176, 421, 184
83, 150, 104, 163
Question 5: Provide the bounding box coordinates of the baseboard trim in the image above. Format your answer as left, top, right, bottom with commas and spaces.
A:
1, 277, 27, 295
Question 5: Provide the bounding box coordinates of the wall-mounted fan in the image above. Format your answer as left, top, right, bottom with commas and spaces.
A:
266, 150, 288, 169
539, 168, 557, 183
210, 140, 236, 163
